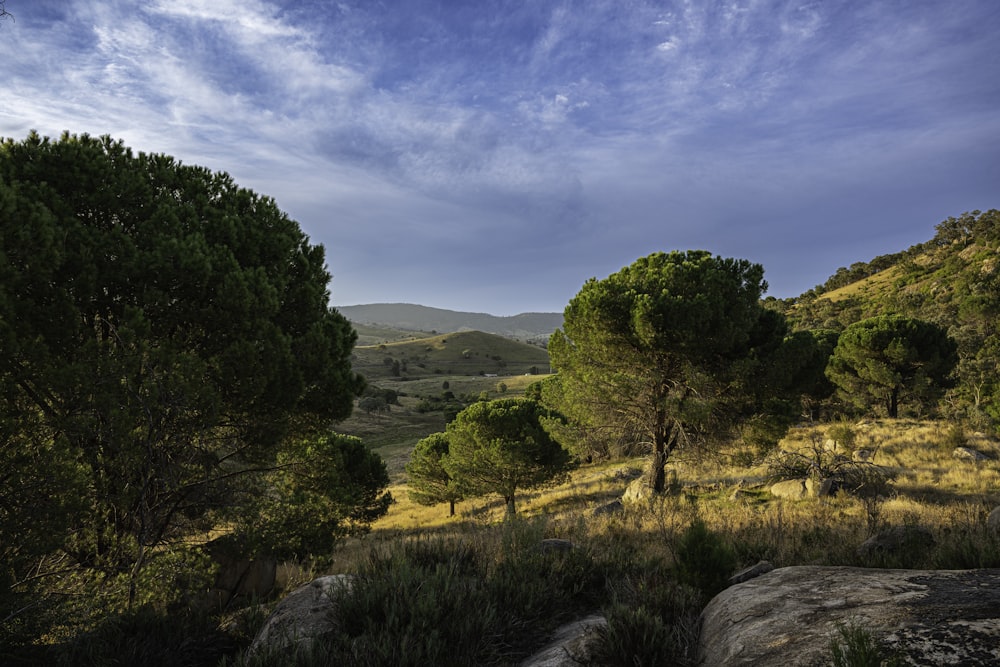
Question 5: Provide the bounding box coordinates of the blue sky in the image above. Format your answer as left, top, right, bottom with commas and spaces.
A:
1, 1, 997, 315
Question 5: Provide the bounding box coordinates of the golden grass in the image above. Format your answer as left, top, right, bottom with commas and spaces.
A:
333, 418, 1000, 576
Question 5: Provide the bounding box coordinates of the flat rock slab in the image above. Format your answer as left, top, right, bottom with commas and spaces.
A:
698, 565, 1000, 666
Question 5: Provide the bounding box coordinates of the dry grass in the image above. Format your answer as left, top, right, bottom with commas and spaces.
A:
331, 419, 1000, 578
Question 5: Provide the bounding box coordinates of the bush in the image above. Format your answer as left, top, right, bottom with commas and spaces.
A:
238, 523, 605, 666
672, 520, 738, 600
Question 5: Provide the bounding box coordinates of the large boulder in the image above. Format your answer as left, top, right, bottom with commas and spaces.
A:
248, 574, 353, 657
520, 614, 607, 667
698, 566, 1000, 666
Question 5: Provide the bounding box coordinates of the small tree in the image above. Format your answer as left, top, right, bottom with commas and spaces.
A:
826, 315, 957, 417
406, 433, 463, 516
443, 398, 570, 515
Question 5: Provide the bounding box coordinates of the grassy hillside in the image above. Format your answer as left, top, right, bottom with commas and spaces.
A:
785, 209, 1000, 333
351, 329, 551, 381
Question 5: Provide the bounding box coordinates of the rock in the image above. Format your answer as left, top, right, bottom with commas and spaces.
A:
591, 499, 624, 516
698, 566, 1000, 666
728, 560, 774, 586
769, 478, 809, 500
857, 524, 935, 561
852, 448, 874, 462
988, 506, 1000, 533
248, 574, 353, 656
538, 538, 574, 553
520, 614, 607, 667
816, 477, 840, 498
622, 476, 655, 505
954, 446, 990, 462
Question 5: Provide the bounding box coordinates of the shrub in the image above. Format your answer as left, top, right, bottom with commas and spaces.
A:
829, 622, 904, 667
672, 520, 738, 600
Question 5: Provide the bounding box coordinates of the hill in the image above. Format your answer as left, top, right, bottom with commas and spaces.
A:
351, 329, 551, 381
780, 209, 999, 334
337, 303, 562, 342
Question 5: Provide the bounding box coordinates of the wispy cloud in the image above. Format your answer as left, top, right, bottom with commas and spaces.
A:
1, 0, 997, 313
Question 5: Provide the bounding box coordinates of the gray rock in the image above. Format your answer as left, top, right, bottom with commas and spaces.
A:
591, 499, 625, 516
622, 476, 655, 505
989, 506, 1000, 533
954, 446, 990, 462
520, 614, 607, 667
728, 560, 774, 586
248, 574, 353, 657
538, 538, 574, 553
769, 478, 810, 500
698, 566, 1000, 666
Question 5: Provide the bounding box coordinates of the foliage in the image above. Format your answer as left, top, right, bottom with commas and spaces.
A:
52, 606, 237, 667
239, 523, 605, 667
405, 432, 464, 516
825, 315, 957, 418
233, 433, 392, 560
786, 210, 1000, 432
443, 398, 571, 514
672, 519, 738, 601
0, 132, 366, 635
547, 250, 787, 491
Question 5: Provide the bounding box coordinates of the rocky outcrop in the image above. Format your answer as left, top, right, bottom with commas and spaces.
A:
698, 565, 1000, 666
248, 574, 353, 657
519, 614, 607, 667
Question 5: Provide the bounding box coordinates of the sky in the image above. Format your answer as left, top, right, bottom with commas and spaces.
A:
1, 1, 998, 315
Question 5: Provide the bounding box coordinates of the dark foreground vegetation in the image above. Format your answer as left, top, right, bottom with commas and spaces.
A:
2, 133, 999, 665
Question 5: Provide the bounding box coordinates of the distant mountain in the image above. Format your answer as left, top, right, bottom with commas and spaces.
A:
336, 303, 563, 341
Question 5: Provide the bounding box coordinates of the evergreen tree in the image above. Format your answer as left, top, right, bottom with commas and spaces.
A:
443, 398, 570, 515
826, 314, 957, 417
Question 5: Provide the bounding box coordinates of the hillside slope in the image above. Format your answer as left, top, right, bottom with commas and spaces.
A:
352, 329, 551, 381
338, 303, 562, 341
784, 209, 999, 333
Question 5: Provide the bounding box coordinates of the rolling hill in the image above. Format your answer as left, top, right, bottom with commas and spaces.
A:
351, 329, 551, 381
337, 303, 562, 342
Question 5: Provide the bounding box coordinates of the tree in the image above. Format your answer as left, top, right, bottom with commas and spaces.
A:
773, 329, 840, 421
443, 398, 570, 515
825, 315, 957, 418
406, 432, 463, 516
548, 250, 784, 492
235, 433, 391, 560
0, 132, 366, 613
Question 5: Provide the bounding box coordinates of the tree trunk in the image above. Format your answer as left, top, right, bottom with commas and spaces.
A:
449, 499, 455, 517
649, 443, 666, 493
505, 495, 516, 516
889, 387, 899, 418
